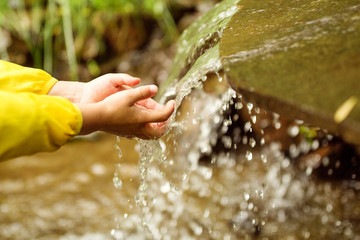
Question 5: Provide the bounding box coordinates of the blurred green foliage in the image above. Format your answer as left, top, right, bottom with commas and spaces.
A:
0, 0, 179, 80
299, 126, 318, 143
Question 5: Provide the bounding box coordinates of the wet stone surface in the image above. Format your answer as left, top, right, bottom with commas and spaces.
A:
220, 0, 360, 145
158, 0, 239, 98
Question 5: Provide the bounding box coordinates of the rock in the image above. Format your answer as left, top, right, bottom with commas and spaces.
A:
220, 0, 360, 145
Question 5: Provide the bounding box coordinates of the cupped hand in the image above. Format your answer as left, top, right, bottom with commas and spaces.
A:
80, 73, 141, 103
77, 84, 175, 139
49, 73, 175, 139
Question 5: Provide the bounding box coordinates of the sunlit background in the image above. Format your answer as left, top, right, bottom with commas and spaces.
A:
0, 0, 218, 83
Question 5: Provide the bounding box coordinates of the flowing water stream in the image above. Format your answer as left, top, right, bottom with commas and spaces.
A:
110, 0, 360, 239
110, 65, 360, 239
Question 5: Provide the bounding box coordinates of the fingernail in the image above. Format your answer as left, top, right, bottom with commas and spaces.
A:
168, 100, 175, 106
149, 85, 158, 93
131, 78, 141, 83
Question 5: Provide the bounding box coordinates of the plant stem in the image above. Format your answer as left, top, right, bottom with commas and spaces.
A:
44, 0, 56, 73
60, 0, 78, 81
0, 29, 9, 60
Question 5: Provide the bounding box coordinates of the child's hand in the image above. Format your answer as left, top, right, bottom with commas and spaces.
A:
49, 73, 175, 139
76, 84, 175, 139
79, 73, 141, 103
48, 73, 141, 104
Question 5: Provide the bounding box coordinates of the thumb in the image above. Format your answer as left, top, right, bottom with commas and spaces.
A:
141, 100, 175, 123
127, 85, 158, 105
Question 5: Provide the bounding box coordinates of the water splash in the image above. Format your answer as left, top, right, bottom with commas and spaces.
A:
113, 137, 123, 190
158, 0, 240, 97
110, 1, 360, 239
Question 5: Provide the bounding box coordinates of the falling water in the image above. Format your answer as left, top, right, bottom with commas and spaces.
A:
113, 81, 360, 239
111, 47, 360, 240
110, 0, 360, 239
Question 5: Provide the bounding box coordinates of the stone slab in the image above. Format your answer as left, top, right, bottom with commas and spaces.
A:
220, 0, 360, 144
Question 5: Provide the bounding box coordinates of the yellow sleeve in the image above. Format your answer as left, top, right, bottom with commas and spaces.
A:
0, 91, 83, 161
0, 60, 57, 94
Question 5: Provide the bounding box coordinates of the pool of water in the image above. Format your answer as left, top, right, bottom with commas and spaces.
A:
0, 134, 141, 240
1, 120, 360, 240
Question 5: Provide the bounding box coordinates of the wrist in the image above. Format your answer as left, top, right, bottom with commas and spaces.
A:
75, 102, 105, 135
48, 81, 86, 103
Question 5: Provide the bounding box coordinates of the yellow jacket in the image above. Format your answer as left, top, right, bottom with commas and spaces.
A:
0, 60, 82, 161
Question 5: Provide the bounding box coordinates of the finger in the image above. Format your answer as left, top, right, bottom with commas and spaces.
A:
136, 98, 164, 110
106, 73, 141, 87
139, 100, 175, 123
141, 122, 168, 139
127, 85, 158, 105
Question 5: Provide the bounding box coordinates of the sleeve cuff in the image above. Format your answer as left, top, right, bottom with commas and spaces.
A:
41, 77, 58, 95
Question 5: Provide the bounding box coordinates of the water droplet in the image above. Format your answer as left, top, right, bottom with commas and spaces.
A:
115, 145, 122, 159
246, 151, 253, 161
261, 154, 267, 164
222, 136, 232, 149
199, 166, 213, 180
281, 158, 290, 168
248, 202, 254, 210
244, 122, 252, 133
223, 116, 232, 126
113, 176, 123, 189
288, 125, 300, 137
274, 122, 281, 129
190, 221, 203, 236
247, 103, 254, 113
312, 140, 320, 150
289, 144, 300, 158
326, 203, 333, 212
306, 166, 313, 175
203, 209, 210, 218
160, 182, 171, 193
302, 231, 311, 239
110, 229, 125, 240
335, 160, 341, 168
215, 71, 223, 82
235, 102, 243, 110
256, 189, 264, 199
213, 115, 221, 124
249, 138, 256, 148
244, 192, 250, 201
91, 163, 106, 176
321, 215, 328, 224
159, 140, 166, 153
233, 114, 239, 121
221, 196, 229, 205
250, 115, 257, 124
